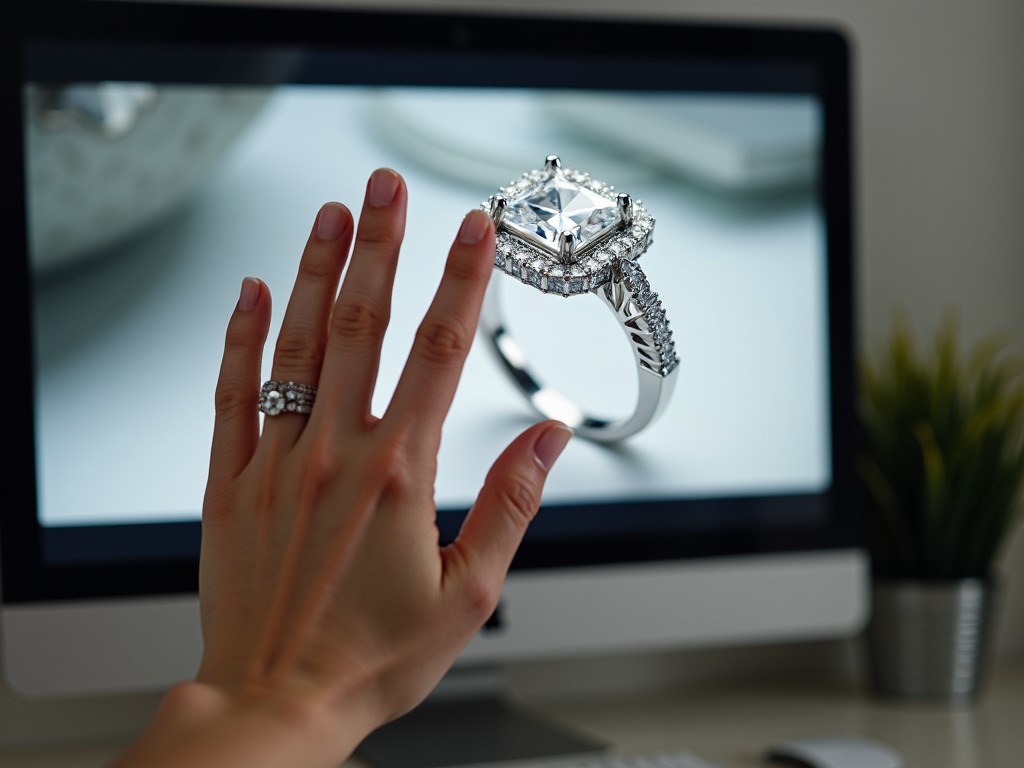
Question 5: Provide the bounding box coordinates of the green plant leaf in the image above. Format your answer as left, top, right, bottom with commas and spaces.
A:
858, 311, 1024, 578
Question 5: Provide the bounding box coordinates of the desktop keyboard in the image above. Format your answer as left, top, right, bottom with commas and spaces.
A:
462, 749, 726, 768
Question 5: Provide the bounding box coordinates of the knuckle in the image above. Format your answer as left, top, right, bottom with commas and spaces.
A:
223, 318, 254, 355
273, 326, 324, 371
294, 434, 350, 503
304, 433, 343, 481
296, 254, 340, 283
355, 221, 401, 250
494, 473, 541, 531
414, 318, 471, 368
363, 436, 402, 476
213, 379, 253, 416
462, 575, 502, 621
315, 431, 407, 490
330, 295, 389, 349
445, 250, 487, 285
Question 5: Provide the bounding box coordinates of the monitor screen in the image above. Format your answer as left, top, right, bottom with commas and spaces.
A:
2, 0, 861, 701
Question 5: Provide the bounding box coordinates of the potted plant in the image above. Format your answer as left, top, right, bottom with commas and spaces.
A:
858, 312, 1024, 701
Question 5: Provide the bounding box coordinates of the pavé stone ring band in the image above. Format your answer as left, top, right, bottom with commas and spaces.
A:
479, 155, 679, 443
258, 380, 317, 416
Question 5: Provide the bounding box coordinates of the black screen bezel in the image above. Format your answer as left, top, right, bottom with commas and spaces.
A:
1, 0, 857, 603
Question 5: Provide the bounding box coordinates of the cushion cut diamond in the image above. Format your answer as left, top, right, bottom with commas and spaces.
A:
504, 177, 621, 263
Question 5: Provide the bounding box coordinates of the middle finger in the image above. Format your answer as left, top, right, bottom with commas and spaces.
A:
384, 209, 495, 457
318, 168, 408, 431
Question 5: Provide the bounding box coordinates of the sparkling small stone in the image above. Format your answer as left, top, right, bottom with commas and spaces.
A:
623, 263, 652, 304
264, 391, 284, 415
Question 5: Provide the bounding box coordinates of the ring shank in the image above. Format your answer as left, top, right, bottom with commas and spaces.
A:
479, 280, 676, 442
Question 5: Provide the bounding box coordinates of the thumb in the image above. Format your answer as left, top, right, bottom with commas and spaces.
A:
444, 421, 572, 600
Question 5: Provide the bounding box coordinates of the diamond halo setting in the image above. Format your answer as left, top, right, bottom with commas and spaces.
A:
486, 155, 655, 297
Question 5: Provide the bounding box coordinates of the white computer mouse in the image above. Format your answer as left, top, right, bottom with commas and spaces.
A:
765, 736, 904, 768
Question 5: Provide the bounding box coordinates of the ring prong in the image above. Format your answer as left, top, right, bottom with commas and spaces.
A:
617, 192, 634, 228
558, 231, 576, 263
545, 154, 561, 174
489, 194, 508, 227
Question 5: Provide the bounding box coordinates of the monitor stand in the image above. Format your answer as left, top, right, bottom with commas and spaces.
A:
355, 666, 608, 768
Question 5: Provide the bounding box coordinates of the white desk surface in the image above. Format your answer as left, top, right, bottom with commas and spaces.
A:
3, 659, 1021, 768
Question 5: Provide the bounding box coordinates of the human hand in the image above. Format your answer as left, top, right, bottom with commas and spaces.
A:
113, 169, 571, 768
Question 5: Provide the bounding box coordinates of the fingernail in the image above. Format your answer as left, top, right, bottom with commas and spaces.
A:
533, 424, 573, 470
458, 209, 491, 245
238, 277, 260, 311
368, 168, 400, 208
316, 202, 347, 241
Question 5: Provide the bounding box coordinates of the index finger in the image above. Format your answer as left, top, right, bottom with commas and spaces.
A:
383, 209, 494, 454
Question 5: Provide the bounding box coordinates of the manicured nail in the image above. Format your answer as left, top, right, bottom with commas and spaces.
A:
368, 168, 400, 207
316, 202, 347, 241
458, 209, 492, 245
238, 277, 260, 311
533, 424, 573, 470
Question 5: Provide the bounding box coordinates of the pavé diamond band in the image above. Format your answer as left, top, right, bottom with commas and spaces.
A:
478, 155, 678, 443
258, 380, 317, 416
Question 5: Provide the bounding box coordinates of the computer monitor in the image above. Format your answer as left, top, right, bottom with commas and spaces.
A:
2, 0, 865, 760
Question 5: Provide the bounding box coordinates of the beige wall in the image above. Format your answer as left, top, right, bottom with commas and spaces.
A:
2, 0, 1022, 749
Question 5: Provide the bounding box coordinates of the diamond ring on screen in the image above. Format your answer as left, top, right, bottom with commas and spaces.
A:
478, 155, 678, 442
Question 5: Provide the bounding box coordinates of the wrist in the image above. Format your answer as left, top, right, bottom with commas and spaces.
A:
113, 680, 367, 768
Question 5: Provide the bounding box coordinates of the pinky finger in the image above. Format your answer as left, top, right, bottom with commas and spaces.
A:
208, 277, 272, 488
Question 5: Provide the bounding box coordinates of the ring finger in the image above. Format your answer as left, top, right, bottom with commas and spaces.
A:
318, 168, 407, 432
262, 201, 354, 445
